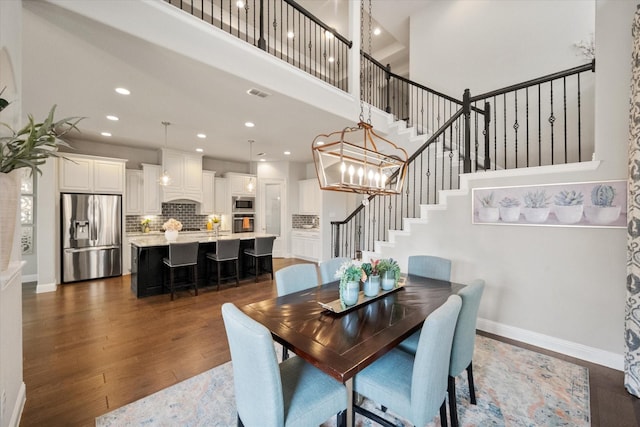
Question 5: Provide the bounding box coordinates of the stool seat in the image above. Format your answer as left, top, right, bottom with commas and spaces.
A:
243, 236, 276, 282
163, 242, 199, 301
206, 238, 240, 291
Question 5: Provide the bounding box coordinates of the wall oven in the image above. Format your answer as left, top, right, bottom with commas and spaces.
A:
233, 214, 255, 233
232, 196, 255, 213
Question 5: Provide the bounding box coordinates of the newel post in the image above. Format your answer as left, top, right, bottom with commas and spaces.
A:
258, 0, 266, 50
463, 89, 472, 173
385, 63, 392, 114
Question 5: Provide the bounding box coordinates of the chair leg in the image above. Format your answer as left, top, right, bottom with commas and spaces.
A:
237, 414, 244, 427
235, 259, 239, 287
269, 255, 273, 280
217, 261, 222, 291
170, 267, 175, 301
448, 375, 459, 427
194, 265, 198, 296
337, 409, 347, 427
439, 400, 448, 427
467, 362, 477, 405
282, 345, 288, 361
255, 256, 259, 282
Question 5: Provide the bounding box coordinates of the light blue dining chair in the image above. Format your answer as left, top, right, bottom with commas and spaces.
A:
274, 263, 319, 360
221, 303, 347, 427
353, 295, 462, 427
275, 263, 319, 297
397, 279, 485, 427
407, 255, 452, 281
318, 257, 350, 285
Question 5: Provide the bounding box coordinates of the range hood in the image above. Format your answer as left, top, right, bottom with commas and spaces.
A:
161, 148, 203, 204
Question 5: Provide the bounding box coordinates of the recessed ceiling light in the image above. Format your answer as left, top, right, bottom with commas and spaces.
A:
101, 132, 112, 137
328, 57, 335, 63
197, 133, 206, 139
373, 27, 381, 36
115, 87, 130, 95
316, 141, 325, 146
245, 122, 255, 128
236, 0, 244, 7
284, 151, 291, 155
196, 148, 204, 153
106, 115, 119, 121
259, 158, 266, 162
325, 30, 334, 39
287, 31, 295, 39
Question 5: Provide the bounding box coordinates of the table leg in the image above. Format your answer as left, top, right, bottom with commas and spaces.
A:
346, 378, 353, 427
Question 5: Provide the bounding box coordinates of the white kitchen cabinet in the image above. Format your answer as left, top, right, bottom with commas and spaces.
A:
125, 170, 143, 215
59, 154, 125, 194
161, 148, 203, 202
298, 178, 321, 215
226, 172, 256, 196
198, 171, 216, 214
291, 230, 320, 261
142, 163, 162, 215
214, 177, 229, 214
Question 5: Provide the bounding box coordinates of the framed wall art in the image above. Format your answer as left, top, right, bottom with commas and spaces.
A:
472, 180, 626, 228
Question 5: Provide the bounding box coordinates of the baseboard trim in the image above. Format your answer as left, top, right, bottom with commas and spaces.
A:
8, 382, 26, 427
477, 318, 623, 371
21, 274, 37, 283
36, 281, 57, 293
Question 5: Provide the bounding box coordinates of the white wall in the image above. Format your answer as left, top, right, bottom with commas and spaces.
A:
410, 0, 596, 97
372, 0, 633, 369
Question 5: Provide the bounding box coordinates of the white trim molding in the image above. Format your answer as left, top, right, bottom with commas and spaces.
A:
36, 281, 57, 294
478, 317, 623, 371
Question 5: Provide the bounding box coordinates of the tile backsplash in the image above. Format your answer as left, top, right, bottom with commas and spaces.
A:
292, 214, 319, 229
126, 203, 211, 233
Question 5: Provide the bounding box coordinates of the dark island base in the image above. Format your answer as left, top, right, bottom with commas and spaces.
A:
130, 240, 272, 298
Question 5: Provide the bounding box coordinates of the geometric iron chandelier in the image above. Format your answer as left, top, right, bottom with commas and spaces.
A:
312, 121, 407, 196
311, 0, 407, 197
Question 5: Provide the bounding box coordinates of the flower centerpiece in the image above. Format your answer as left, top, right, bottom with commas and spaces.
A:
377, 258, 400, 291
140, 218, 151, 233
335, 260, 365, 307
163, 218, 182, 242
361, 259, 381, 297
0, 102, 82, 271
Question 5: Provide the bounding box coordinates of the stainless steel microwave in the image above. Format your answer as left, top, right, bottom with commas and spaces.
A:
232, 196, 255, 212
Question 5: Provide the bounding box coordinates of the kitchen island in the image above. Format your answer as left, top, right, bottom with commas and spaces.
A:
129, 232, 273, 298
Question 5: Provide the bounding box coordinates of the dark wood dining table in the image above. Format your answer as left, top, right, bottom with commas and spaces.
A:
240, 274, 465, 427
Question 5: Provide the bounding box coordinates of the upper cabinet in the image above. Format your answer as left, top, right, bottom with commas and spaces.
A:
59, 153, 125, 194
125, 170, 143, 215
226, 172, 256, 196
214, 177, 229, 214
299, 179, 321, 215
198, 170, 216, 215
161, 148, 203, 203
125, 164, 162, 216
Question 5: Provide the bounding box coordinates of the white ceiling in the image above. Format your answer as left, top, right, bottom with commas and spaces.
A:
20, 0, 429, 164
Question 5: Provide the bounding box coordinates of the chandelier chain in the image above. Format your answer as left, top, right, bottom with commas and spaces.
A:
367, 0, 372, 124
359, 0, 365, 122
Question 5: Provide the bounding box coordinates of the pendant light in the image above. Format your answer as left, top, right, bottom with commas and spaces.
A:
246, 139, 255, 192
159, 121, 172, 186
311, 0, 407, 198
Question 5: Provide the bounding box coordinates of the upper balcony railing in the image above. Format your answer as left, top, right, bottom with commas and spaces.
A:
165, 0, 352, 91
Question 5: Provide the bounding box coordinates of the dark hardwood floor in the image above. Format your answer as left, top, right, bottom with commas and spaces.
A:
19, 258, 640, 426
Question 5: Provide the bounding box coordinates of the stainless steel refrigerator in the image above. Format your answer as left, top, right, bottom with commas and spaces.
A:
61, 193, 122, 283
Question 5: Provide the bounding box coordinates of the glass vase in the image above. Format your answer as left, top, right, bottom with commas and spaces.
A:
363, 275, 380, 297
341, 280, 360, 306
381, 271, 395, 291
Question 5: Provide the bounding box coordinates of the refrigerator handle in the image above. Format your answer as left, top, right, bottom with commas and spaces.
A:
90, 195, 99, 243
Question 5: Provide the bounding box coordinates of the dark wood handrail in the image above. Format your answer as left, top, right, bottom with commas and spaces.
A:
283, 0, 353, 48
469, 60, 594, 102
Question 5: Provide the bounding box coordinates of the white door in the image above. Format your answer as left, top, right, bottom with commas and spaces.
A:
258, 179, 286, 258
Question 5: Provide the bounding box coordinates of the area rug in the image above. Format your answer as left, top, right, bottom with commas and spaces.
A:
96, 335, 590, 426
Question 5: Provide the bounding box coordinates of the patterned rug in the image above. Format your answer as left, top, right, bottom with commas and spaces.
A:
96, 336, 590, 426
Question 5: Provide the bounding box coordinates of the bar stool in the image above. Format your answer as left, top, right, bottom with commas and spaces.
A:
162, 242, 199, 301
206, 238, 240, 290
244, 236, 276, 282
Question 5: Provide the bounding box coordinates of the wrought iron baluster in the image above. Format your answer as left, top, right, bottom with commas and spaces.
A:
514, 90, 519, 169
549, 80, 555, 164
563, 76, 567, 163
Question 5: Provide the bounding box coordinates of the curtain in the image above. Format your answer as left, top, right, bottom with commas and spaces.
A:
626, 4, 640, 398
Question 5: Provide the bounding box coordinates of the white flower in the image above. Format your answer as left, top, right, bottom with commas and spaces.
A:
163, 218, 183, 231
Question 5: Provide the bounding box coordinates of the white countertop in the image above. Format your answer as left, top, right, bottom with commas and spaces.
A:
129, 231, 272, 248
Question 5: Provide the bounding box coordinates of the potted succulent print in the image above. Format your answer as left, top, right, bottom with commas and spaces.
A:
522, 190, 551, 223
499, 196, 521, 222
361, 259, 380, 297
335, 260, 364, 307
477, 191, 499, 222
585, 184, 621, 225
553, 190, 584, 224
377, 258, 401, 291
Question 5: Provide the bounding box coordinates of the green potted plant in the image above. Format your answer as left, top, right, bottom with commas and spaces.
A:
335, 260, 364, 307
377, 258, 400, 291
361, 259, 380, 297
0, 102, 82, 271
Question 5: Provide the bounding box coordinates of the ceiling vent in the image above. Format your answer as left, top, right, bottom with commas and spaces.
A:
247, 88, 271, 98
